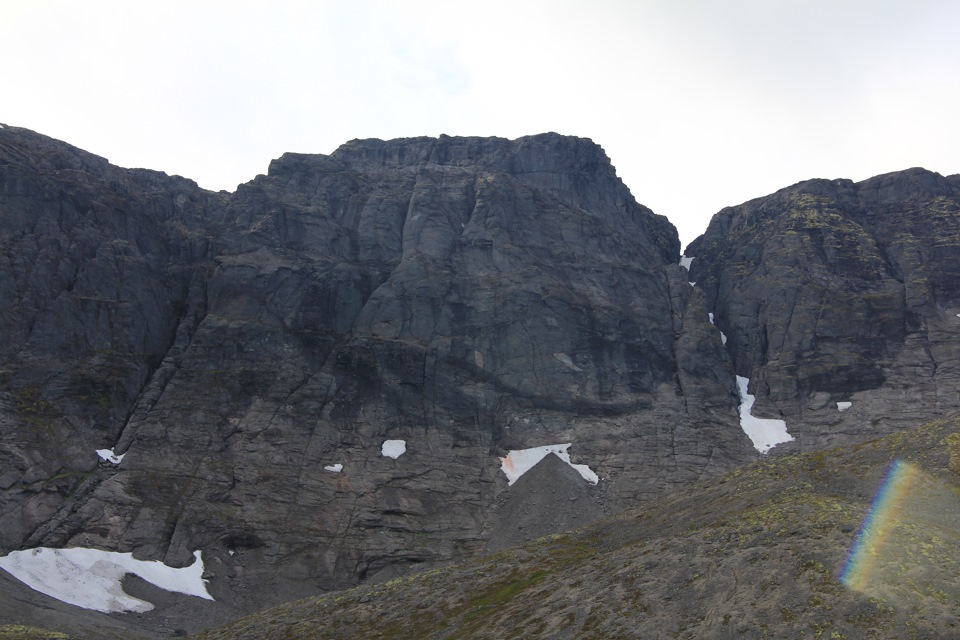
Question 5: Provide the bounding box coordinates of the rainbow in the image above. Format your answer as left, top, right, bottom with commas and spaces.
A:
840, 459, 920, 591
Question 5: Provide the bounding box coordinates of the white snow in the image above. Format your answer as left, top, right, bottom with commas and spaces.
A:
323, 463, 343, 472
499, 443, 599, 486
679, 256, 693, 270
720, 331, 728, 345
689, 281, 696, 287
0, 548, 213, 613
708, 312, 715, 324
736, 376, 793, 454
381, 440, 406, 459
95, 448, 124, 464
837, 401, 852, 412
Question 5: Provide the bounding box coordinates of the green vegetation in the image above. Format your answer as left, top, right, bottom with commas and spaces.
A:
0, 626, 71, 640
12, 387, 58, 426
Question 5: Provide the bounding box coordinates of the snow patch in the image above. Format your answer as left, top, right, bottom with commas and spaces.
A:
95, 448, 124, 464
689, 281, 696, 287
381, 440, 406, 459
553, 352, 583, 372
736, 376, 793, 454
679, 256, 693, 270
720, 331, 728, 345
0, 548, 212, 613
499, 443, 599, 486
837, 401, 852, 412
324, 463, 343, 472
708, 312, 715, 324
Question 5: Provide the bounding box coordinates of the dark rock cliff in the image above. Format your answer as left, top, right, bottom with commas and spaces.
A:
4, 123, 958, 636
0, 125, 226, 543
687, 167, 960, 449
0, 126, 748, 623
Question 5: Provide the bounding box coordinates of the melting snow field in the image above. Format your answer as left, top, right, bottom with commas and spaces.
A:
381, 440, 406, 459
736, 376, 793, 454
499, 443, 599, 486
95, 448, 124, 464
0, 548, 213, 613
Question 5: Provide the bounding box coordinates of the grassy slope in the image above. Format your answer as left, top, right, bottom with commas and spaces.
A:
195, 416, 960, 639
0, 626, 71, 640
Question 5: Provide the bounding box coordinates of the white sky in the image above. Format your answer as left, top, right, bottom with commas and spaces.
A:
3, 0, 959, 248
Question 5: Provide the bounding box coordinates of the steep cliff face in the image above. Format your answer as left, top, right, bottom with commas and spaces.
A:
9, 123, 958, 636
0, 126, 225, 545
687, 168, 960, 449
0, 127, 748, 622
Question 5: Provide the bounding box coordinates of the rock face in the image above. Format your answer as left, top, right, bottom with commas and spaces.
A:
5, 123, 959, 636
687, 168, 960, 449
0, 126, 749, 627
0, 125, 226, 546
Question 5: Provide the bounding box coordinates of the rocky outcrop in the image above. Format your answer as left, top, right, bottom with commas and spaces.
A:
687, 167, 960, 449
0, 127, 749, 629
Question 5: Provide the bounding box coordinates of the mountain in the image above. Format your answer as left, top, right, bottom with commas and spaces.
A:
1, 123, 959, 637
687, 168, 960, 449
0, 126, 751, 635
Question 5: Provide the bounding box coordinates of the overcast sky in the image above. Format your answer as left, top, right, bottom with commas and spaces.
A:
4, 0, 959, 248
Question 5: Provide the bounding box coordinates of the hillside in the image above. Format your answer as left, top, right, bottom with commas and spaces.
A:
195, 414, 960, 639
